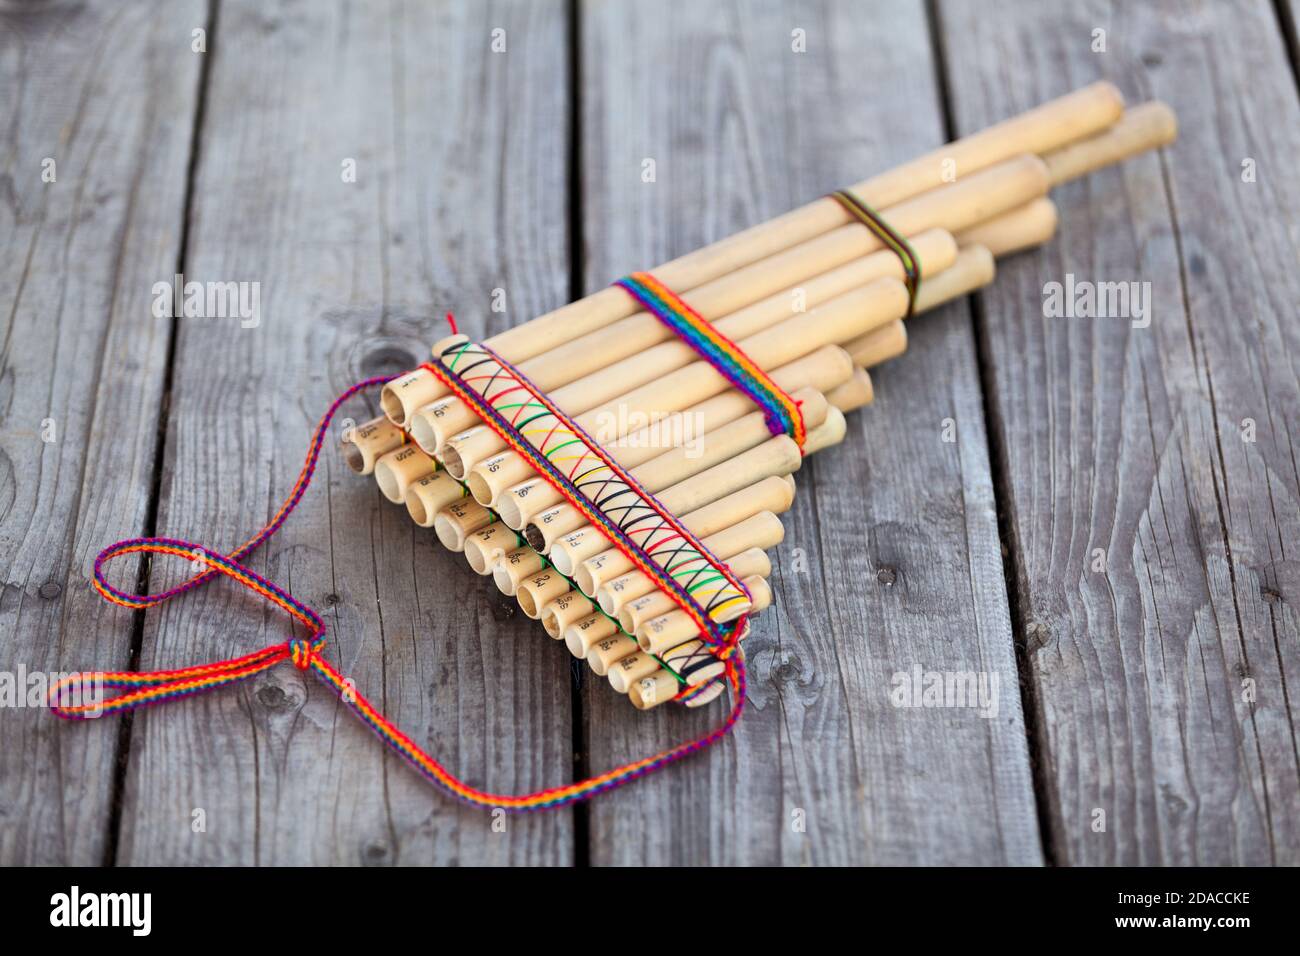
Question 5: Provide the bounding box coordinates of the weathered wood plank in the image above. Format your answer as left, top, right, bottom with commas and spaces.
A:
937, 0, 1300, 864
0, 0, 205, 865
116, 0, 576, 865
579, 0, 1043, 865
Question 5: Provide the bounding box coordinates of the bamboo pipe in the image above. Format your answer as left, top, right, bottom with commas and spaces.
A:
411, 153, 1047, 448
587, 632, 643, 677
1043, 101, 1176, 187
564, 612, 620, 659
825, 369, 874, 413
464, 523, 521, 575
851, 321, 907, 369
493, 545, 546, 596
373, 445, 437, 504
955, 197, 1058, 257
343, 417, 406, 475
527, 433, 802, 556
598, 512, 784, 617
491, 386, 827, 530
841, 246, 995, 364
433, 499, 494, 552
552, 473, 794, 578
405, 471, 469, 528
380, 83, 1124, 424
539, 589, 594, 639
610, 345, 853, 467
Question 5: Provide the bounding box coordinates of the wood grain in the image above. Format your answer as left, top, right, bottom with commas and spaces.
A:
936, 0, 1300, 864
578, 0, 1043, 865
0, 0, 205, 865
114, 0, 577, 865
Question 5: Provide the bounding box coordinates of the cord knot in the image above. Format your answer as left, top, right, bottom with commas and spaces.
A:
289, 638, 315, 670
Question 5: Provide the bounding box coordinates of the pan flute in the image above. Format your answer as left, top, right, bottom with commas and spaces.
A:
55, 82, 1178, 812
345, 82, 1178, 713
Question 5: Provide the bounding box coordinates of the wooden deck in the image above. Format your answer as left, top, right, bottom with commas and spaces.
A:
2, 0, 1296, 866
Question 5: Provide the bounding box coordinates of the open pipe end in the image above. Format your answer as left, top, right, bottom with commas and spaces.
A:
342, 441, 367, 475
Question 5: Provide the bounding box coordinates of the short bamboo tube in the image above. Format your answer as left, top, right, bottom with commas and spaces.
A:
493, 546, 546, 596
611, 345, 854, 468
343, 417, 406, 475
463, 524, 521, 575
825, 369, 874, 413
433, 499, 493, 553
374, 445, 437, 504
403, 471, 468, 528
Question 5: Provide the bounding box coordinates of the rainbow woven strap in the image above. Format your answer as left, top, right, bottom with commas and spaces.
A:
424, 340, 750, 654
51, 375, 748, 811
828, 189, 921, 316
615, 271, 807, 450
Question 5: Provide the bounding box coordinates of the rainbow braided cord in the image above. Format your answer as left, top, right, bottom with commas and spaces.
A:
615, 272, 806, 450
52, 369, 747, 812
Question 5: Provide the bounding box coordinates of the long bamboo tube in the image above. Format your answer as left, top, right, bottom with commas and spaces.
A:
407, 153, 1046, 454
379, 83, 1124, 425
408, 95, 1171, 499
410, 228, 958, 453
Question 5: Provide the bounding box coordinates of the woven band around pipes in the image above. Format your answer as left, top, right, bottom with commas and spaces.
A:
828, 189, 921, 317
615, 272, 807, 451
423, 340, 750, 652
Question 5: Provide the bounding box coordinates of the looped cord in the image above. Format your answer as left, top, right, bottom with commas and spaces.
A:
828, 189, 921, 316
52, 371, 747, 812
